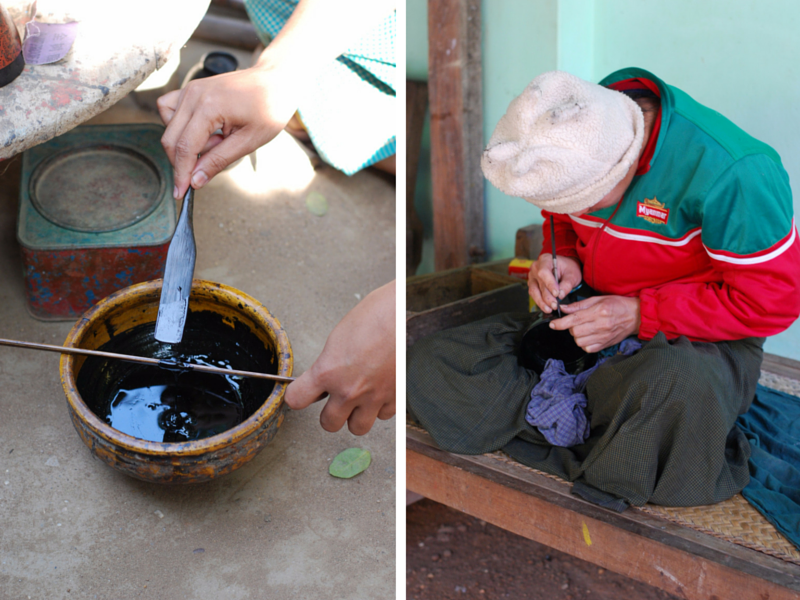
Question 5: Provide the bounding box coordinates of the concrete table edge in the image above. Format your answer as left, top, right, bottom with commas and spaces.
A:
0, 0, 211, 160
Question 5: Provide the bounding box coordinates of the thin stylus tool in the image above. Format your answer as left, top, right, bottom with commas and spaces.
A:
550, 216, 562, 318
0, 338, 295, 383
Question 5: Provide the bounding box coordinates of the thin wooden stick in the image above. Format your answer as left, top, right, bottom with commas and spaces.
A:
0, 338, 295, 384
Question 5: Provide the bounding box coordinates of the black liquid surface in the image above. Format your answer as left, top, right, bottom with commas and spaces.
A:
104, 358, 245, 442
76, 310, 277, 443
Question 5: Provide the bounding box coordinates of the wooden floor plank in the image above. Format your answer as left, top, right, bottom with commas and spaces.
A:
762, 352, 800, 381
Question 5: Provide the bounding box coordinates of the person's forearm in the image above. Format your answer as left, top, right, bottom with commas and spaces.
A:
254, 0, 395, 77
638, 265, 800, 342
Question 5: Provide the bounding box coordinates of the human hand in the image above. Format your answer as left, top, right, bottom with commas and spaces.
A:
284, 280, 396, 435
549, 295, 641, 353
528, 254, 582, 314
157, 57, 303, 199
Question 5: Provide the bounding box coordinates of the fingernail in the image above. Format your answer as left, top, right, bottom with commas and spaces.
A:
173, 185, 179, 199
191, 170, 208, 188
549, 322, 555, 328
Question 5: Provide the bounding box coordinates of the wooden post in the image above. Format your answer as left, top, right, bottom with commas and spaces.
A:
515, 223, 545, 259
406, 80, 429, 277
428, 0, 485, 270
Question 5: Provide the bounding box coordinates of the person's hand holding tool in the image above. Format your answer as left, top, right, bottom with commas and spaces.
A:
158, 62, 301, 200
284, 280, 396, 435
157, 0, 396, 198
550, 295, 641, 353
528, 254, 582, 315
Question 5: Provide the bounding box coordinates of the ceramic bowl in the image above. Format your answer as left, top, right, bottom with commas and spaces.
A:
59, 279, 292, 484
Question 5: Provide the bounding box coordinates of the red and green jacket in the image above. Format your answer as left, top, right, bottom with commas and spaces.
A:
541, 67, 800, 343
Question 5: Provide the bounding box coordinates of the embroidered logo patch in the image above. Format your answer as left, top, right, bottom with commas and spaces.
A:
637, 197, 669, 225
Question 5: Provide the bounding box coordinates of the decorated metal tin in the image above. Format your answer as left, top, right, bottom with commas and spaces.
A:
18, 123, 176, 320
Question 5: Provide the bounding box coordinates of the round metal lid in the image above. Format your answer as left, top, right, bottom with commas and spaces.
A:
29, 145, 164, 233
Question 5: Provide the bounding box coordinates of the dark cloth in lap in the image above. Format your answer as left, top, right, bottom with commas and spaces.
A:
407, 312, 765, 507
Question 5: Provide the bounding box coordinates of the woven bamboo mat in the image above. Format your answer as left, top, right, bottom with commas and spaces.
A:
637, 494, 800, 564
407, 369, 800, 566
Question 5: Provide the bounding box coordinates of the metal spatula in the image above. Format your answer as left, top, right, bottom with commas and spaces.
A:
155, 187, 196, 343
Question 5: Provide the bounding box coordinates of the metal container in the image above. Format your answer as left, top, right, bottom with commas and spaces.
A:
18, 124, 177, 320
181, 50, 239, 88
518, 317, 598, 376
518, 282, 600, 375
59, 279, 293, 484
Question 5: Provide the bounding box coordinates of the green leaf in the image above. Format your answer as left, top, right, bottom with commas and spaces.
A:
329, 448, 371, 479
305, 191, 328, 216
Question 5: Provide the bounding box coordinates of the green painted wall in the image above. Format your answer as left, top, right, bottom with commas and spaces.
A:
482, 1, 558, 260
408, 0, 800, 358
593, 0, 800, 360
407, 0, 434, 274
407, 0, 429, 81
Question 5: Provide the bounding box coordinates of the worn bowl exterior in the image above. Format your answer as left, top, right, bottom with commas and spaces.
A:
59, 279, 293, 484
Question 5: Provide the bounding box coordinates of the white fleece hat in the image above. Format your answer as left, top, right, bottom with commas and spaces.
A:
481, 71, 644, 214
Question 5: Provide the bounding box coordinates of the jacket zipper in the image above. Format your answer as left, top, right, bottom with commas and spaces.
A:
589, 200, 623, 290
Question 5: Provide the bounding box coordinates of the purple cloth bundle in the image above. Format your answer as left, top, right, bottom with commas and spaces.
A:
526, 338, 642, 447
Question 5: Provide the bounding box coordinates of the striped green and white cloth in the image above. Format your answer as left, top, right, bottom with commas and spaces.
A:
243, 0, 396, 175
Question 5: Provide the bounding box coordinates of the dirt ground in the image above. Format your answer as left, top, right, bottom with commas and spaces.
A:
407, 499, 680, 600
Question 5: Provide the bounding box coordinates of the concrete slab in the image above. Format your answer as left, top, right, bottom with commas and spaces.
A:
0, 51, 396, 598
1, 0, 210, 160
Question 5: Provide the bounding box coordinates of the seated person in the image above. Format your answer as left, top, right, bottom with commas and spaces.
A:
407, 68, 800, 507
